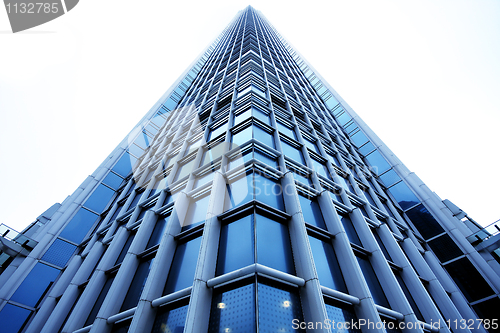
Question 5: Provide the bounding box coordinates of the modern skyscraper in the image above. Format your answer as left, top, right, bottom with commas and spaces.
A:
1, 6, 499, 333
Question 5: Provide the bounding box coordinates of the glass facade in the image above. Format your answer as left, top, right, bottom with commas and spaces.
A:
1, 5, 499, 333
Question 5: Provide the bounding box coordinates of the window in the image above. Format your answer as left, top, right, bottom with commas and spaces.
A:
85, 276, 115, 326
174, 155, 197, 182
121, 257, 155, 311
238, 84, 266, 98
232, 123, 275, 149
10, 263, 60, 308
356, 256, 389, 307
325, 300, 362, 333
182, 194, 211, 231
310, 158, 330, 180
208, 279, 305, 333
308, 236, 347, 292
217, 212, 294, 275
208, 122, 228, 141
151, 299, 189, 333
0, 304, 32, 333
226, 169, 284, 211
298, 195, 326, 229
146, 215, 170, 249
201, 141, 227, 167
234, 105, 270, 126
341, 215, 362, 247
115, 232, 135, 265
276, 120, 296, 139
280, 139, 304, 164
163, 236, 203, 294
228, 145, 277, 170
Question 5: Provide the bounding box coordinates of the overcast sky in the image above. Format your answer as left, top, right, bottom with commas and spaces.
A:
1, 0, 499, 232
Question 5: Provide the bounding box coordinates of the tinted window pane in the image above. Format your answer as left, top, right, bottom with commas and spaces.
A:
341, 216, 362, 247
128, 191, 143, 209
253, 125, 274, 148
427, 234, 463, 262
85, 276, 115, 326
164, 236, 202, 294
325, 303, 361, 333
256, 215, 294, 274
258, 283, 304, 333
253, 108, 269, 125
281, 141, 304, 164
112, 152, 137, 177
147, 216, 170, 248
254, 174, 283, 210
232, 126, 252, 147
121, 258, 155, 311
60, 208, 98, 243
41, 239, 77, 268
388, 181, 419, 210
298, 196, 326, 229
10, 263, 60, 307
254, 150, 277, 169
226, 173, 253, 209
364, 150, 391, 175
277, 122, 295, 139
308, 236, 347, 292
217, 215, 254, 275
151, 304, 189, 333
356, 257, 389, 307
208, 284, 256, 333
0, 303, 32, 333
116, 233, 134, 265
183, 195, 210, 231
444, 258, 494, 302
103, 172, 124, 190
405, 204, 445, 240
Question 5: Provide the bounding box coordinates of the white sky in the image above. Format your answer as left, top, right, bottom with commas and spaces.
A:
0, 0, 499, 233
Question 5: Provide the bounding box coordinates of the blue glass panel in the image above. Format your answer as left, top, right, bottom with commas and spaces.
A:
164, 98, 178, 111
209, 123, 228, 141
0, 303, 32, 333
254, 174, 284, 210
85, 276, 115, 326
217, 215, 254, 275
102, 172, 124, 190
112, 152, 138, 177
303, 138, 320, 154
183, 195, 210, 230
175, 158, 196, 181
277, 122, 296, 139
258, 283, 304, 333
121, 258, 155, 311
254, 150, 277, 169
253, 125, 274, 149
60, 208, 98, 243
363, 191, 376, 206
324, 95, 339, 110
41, 239, 76, 267
232, 126, 252, 147
116, 234, 134, 265
298, 196, 326, 229
253, 108, 269, 125
388, 181, 419, 210
151, 114, 167, 128
358, 141, 375, 156
128, 191, 144, 209
364, 150, 391, 175
335, 112, 352, 126
208, 284, 256, 333
128, 144, 144, 158
256, 215, 294, 274
147, 216, 170, 248
311, 159, 330, 179
444, 258, 495, 302
350, 131, 369, 148
84, 184, 115, 214
325, 303, 361, 333
164, 236, 202, 294
379, 169, 401, 187
151, 304, 189, 333
356, 257, 389, 308
308, 236, 347, 292
11, 263, 60, 307
227, 173, 253, 209
341, 216, 362, 247
281, 140, 304, 164
235, 109, 251, 126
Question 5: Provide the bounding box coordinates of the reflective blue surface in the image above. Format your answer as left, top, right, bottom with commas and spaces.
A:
59, 208, 98, 243
121, 258, 155, 311
0, 303, 32, 333
405, 204, 444, 239
85, 276, 115, 326
298, 195, 326, 229
147, 216, 169, 248
254, 173, 284, 210
112, 152, 138, 177
356, 257, 389, 307
183, 195, 210, 230
256, 215, 294, 274
116, 233, 134, 265
41, 238, 77, 268
325, 303, 361, 333
151, 304, 189, 333
209, 284, 256, 333
308, 236, 347, 292
84, 184, 115, 214
164, 236, 202, 294
258, 283, 304, 332
281, 140, 304, 164
217, 215, 254, 275
102, 172, 124, 190
388, 181, 420, 210
340, 216, 362, 247
364, 150, 391, 175
11, 263, 60, 307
